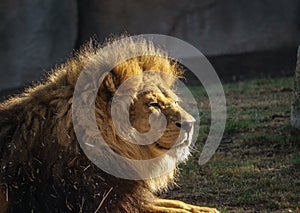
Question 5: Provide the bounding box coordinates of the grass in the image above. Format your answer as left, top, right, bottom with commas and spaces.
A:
163, 77, 300, 212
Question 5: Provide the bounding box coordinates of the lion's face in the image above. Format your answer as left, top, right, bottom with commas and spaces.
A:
127, 74, 195, 162
96, 57, 195, 166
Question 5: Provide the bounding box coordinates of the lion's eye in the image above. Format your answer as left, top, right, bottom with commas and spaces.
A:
149, 102, 160, 108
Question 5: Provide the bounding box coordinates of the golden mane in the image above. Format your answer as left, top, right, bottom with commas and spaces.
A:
0, 37, 218, 213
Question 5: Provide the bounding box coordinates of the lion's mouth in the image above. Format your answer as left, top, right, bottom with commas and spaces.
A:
155, 138, 190, 151
174, 130, 192, 148
154, 129, 193, 150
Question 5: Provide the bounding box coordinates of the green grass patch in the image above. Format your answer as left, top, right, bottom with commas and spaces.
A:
164, 77, 300, 212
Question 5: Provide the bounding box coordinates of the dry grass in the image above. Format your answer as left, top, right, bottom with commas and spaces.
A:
163, 77, 300, 213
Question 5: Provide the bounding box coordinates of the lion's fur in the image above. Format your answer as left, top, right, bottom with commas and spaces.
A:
0, 37, 191, 212
0, 36, 220, 212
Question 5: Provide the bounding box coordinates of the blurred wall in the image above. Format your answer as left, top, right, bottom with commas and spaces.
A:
0, 0, 77, 91
0, 0, 300, 91
78, 0, 300, 56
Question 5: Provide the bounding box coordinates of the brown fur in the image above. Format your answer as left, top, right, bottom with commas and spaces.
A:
0, 37, 218, 212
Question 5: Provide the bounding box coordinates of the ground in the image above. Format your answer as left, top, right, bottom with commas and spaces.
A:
162, 77, 300, 213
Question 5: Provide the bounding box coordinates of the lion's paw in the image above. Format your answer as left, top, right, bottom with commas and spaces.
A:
144, 199, 219, 213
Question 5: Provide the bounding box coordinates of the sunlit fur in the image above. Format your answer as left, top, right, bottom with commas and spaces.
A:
0, 37, 218, 212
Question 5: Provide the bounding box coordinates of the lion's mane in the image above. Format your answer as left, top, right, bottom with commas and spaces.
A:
0, 37, 183, 212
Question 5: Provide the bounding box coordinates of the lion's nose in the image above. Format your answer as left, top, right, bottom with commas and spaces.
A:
175, 121, 194, 132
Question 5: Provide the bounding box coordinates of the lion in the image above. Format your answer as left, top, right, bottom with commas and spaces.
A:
0, 36, 218, 213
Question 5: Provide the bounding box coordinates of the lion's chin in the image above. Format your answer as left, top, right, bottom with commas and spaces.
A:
167, 141, 191, 163
168, 131, 192, 162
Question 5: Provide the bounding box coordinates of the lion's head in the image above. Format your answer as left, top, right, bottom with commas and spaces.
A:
70, 38, 196, 191
100, 59, 196, 161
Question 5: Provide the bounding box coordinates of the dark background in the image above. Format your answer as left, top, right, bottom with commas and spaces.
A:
0, 0, 300, 92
